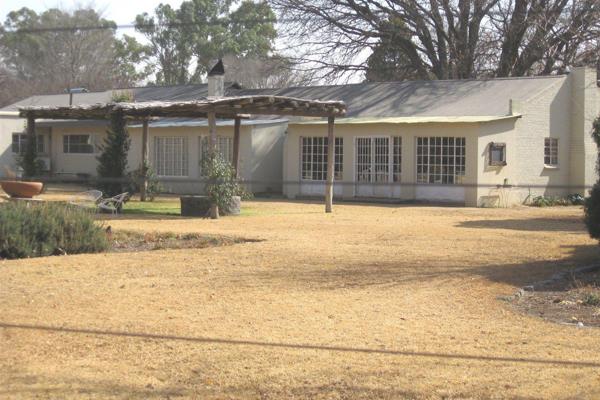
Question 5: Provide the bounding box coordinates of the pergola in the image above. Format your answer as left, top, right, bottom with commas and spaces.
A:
19, 95, 347, 212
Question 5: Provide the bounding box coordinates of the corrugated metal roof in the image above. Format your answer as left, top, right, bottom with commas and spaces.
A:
1, 75, 565, 118
236, 76, 564, 118
1, 83, 240, 111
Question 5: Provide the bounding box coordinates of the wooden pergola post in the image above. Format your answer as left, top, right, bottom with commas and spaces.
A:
325, 116, 335, 213
207, 109, 219, 219
208, 110, 217, 151
140, 118, 150, 202
233, 116, 241, 178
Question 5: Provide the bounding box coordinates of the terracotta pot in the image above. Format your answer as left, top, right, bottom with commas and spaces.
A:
0, 180, 44, 198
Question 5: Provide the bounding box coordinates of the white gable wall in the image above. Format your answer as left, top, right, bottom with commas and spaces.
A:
475, 74, 574, 205
0, 114, 26, 177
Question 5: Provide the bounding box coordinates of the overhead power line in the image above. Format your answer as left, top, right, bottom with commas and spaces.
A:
3, 18, 284, 34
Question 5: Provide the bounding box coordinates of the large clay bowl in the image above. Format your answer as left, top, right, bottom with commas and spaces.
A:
0, 181, 44, 198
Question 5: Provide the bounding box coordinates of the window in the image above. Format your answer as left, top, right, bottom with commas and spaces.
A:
12, 134, 44, 154
488, 142, 506, 166
301, 137, 343, 181
416, 137, 466, 184
355, 136, 402, 183
154, 136, 188, 177
199, 135, 234, 175
63, 134, 94, 154
544, 138, 558, 166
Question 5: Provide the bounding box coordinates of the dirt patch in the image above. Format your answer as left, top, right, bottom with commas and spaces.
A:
109, 230, 259, 253
509, 266, 600, 327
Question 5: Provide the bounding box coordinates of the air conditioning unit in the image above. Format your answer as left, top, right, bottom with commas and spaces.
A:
38, 157, 51, 172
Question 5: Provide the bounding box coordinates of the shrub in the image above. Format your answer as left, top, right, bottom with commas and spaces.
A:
201, 151, 251, 214
127, 163, 163, 201
97, 110, 131, 197
531, 194, 584, 207
17, 133, 43, 178
583, 292, 600, 307
567, 193, 585, 205
585, 116, 600, 241
0, 202, 108, 259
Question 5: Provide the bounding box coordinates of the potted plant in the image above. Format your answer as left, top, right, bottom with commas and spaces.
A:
0, 166, 43, 198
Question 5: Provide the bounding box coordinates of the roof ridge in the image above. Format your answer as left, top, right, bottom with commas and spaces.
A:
276, 74, 565, 90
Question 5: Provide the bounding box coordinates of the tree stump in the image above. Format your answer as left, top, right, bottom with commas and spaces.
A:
222, 196, 241, 215
180, 195, 241, 217
180, 196, 211, 217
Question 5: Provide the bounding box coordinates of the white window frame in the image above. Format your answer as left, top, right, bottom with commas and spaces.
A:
415, 136, 466, 185
199, 135, 234, 176
154, 136, 189, 177
354, 136, 402, 183
544, 138, 559, 167
12, 133, 45, 154
63, 134, 95, 154
300, 136, 343, 181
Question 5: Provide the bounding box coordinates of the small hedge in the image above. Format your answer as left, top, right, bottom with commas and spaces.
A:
0, 202, 108, 259
530, 194, 585, 207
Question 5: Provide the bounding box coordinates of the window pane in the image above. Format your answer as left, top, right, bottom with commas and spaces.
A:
301, 136, 343, 181
155, 137, 188, 176
64, 135, 93, 154
416, 136, 465, 184
544, 138, 558, 166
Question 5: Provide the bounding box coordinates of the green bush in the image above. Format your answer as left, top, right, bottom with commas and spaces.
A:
97, 110, 131, 197
585, 116, 600, 241
0, 202, 108, 259
127, 163, 163, 201
201, 151, 251, 213
583, 292, 600, 307
530, 194, 584, 207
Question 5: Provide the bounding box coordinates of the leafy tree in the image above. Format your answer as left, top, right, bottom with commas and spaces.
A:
97, 104, 131, 197
136, 0, 277, 85
0, 7, 148, 107
271, 0, 600, 81
365, 18, 427, 82
585, 116, 600, 241
201, 151, 248, 218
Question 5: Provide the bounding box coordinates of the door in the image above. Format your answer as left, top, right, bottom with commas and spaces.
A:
354, 137, 393, 198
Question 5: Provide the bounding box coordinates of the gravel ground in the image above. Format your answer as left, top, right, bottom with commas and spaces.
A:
1, 200, 600, 399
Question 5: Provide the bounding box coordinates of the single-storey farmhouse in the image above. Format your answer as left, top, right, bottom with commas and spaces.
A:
1, 67, 599, 206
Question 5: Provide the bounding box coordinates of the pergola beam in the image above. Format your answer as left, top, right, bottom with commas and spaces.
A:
18, 96, 346, 120
18, 95, 347, 213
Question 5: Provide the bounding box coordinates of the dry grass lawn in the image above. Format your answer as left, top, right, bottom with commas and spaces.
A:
1, 199, 600, 399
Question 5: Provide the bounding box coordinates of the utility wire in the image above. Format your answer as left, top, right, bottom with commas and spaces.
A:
3, 19, 285, 34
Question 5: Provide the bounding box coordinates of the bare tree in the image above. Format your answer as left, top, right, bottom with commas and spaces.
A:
270, 0, 600, 81
223, 54, 317, 88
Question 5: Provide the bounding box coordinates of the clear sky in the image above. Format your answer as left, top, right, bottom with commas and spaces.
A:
0, 0, 184, 27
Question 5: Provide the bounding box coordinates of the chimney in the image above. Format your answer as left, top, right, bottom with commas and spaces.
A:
207, 59, 225, 97
64, 87, 89, 106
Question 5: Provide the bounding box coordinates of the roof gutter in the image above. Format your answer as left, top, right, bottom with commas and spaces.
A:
0, 111, 20, 117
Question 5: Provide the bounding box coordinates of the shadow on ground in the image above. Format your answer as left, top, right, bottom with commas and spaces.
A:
457, 216, 586, 232
1, 322, 599, 368
233, 245, 600, 291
